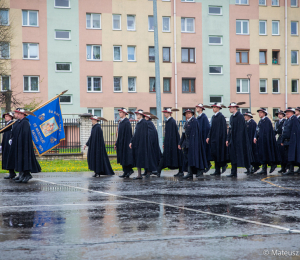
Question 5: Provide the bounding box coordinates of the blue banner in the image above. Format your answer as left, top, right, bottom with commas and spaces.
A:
27, 98, 65, 156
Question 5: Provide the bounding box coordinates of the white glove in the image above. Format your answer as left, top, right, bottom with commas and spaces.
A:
9, 139, 12, 145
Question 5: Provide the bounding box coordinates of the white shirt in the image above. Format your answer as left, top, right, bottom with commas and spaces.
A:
214, 112, 219, 116
197, 113, 203, 118
119, 117, 126, 123
247, 119, 252, 123
166, 116, 172, 121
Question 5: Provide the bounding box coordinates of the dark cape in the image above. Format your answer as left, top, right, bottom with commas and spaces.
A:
274, 119, 287, 164
196, 113, 211, 161
86, 124, 114, 175
227, 111, 252, 168
116, 118, 133, 167
162, 117, 182, 169
146, 120, 162, 171
1, 120, 13, 170
255, 117, 281, 164
207, 112, 227, 164
11, 118, 41, 173
246, 119, 260, 165
284, 116, 300, 164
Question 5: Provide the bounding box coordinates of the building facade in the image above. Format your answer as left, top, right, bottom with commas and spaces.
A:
0, 0, 299, 121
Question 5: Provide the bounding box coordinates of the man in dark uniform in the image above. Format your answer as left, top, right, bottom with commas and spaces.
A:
294, 107, 300, 174
254, 108, 281, 175
114, 108, 134, 178
206, 103, 227, 176
274, 110, 287, 173
226, 103, 252, 177
179, 109, 207, 179
281, 107, 300, 175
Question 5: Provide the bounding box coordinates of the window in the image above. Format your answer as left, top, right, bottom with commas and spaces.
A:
209, 66, 222, 74
149, 46, 155, 62
113, 14, 121, 30
291, 21, 298, 35
162, 17, 170, 32
182, 78, 195, 93
114, 77, 122, 92
149, 77, 156, 92
87, 77, 102, 92
128, 77, 136, 92
163, 78, 171, 93
208, 6, 222, 15
23, 43, 39, 59
55, 30, 70, 40
127, 46, 136, 61
113, 46, 121, 61
259, 50, 267, 64
148, 16, 154, 31
272, 79, 280, 93
114, 108, 121, 122
87, 45, 101, 60
291, 0, 298, 7
292, 79, 298, 93
209, 96, 222, 104
260, 79, 267, 93
181, 0, 195, 2
54, 0, 70, 8
60, 95, 72, 104
209, 36, 222, 45
239, 108, 250, 114
150, 107, 157, 116
24, 76, 39, 92
88, 108, 102, 117
272, 50, 280, 64
0, 9, 9, 25
236, 79, 249, 93
259, 0, 266, 5
181, 18, 195, 33
55, 63, 71, 72
272, 0, 279, 6
0, 42, 9, 59
291, 50, 298, 64
272, 21, 279, 35
22, 10, 38, 26
128, 108, 136, 120
259, 20, 267, 35
236, 50, 249, 64
127, 15, 135, 31
236, 20, 249, 35
86, 13, 101, 29
235, 0, 248, 4
163, 47, 171, 62
1, 76, 10, 91
181, 48, 195, 63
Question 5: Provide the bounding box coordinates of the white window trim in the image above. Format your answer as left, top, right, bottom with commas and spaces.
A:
114, 77, 122, 93
127, 46, 136, 62
272, 79, 280, 93
0, 9, 9, 26
291, 0, 298, 7
209, 96, 223, 104
291, 50, 299, 65
113, 46, 122, 61
235, 0, 249, 5
112, 14, 121, 31
259, 79, 268, 93
1, 76, 10, 91
54, 0, 70, 8
181, 17, 195, 33
272, 0, 279, 6
208, 6, 222, 15
236, 78, 249, 94
22, 10, 39, 27
291, 79, 299, 93
0, 42, 10, 59
60, 95, 72, 104
259, 20, 267, 35
87, 108, 103, 116
86, 45, 102, 61
54, 30, 71, 40
148, 16, 154, 32
272, 21, 280, 35
55, 63, 72, 72
127, 15, 136, 31
209, 66, 223, 75
259, 0, 267, 6
291, 21, 298, 35
87, 76, 102, 92
23, 43, 39, 60
128, 77, 137, 93
236, 20, 249, 35
208, 35, 223, 45
162, 16, 171, 32
181, 0, 195, 2
23, 76, 39, 93
86, 13, 101, 30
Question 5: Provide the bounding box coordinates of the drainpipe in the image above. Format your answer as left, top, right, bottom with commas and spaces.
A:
285, 0, 288, 109
173, 0, 178, 120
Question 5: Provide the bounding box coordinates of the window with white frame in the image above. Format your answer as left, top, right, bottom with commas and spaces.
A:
0, 9, 9, 25
181, 18, 195, 33
113, 46, 122, 61
23, 43, 39, 59
291, 0, 298, 7
0, 42, 9, 59
238, 108, 250, 114
272, 0, 279, 6
22, 10, 38, 26
1, 76, 10, 91
55, 63, 71, 72
259, 20, 267, 35
128, 77, 136, 92
59, 95, 72, 104
208, 6, 222, 15
87, 76, 102, 92
291, 21, 298, 35
112, 14, 121, 30
260, 79, 267, 93
162, 17, 170, 32
87, 45, 101, 60
181, 48, 195, 63
114, 77, 122, 92
236, 20, 249, 34
259, 0, 266, 5
55, 30, 71, 40
236, 79, 249, 93
181, 0, 195, 2
24, 76, 39, 92
127, 46, 136, 61
88, 108, 102, 117
127, 15, 135, 31
235, 0, 248, 4
272, 79, 280, 93
86, 13, 101, 29
209, 96, 222, 104
292, 79, 298, 93
291, 50, 298, 64
209, 66, 222, 74
272, 21, 280, 35
54, 0, 70, 8
209, 36, 222, 45
148, 16, 154, 31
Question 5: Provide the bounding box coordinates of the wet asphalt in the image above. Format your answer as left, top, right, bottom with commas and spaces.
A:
0, 168, 300, 260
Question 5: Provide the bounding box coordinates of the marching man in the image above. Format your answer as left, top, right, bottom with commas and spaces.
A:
274, 110, 287, 173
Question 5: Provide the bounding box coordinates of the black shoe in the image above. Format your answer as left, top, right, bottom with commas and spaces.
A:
196, 169, 204, 178
278, 168, 286, 173
13, 175, 20, 181
92, 173, 99, 177
226, 173, 237, 177
119, 172, 127, 178
183, 173, 193, 180
125, 170, 134, 178
204, 162, 212, 173
253, 166, 260, 173
174, 172, 184, 177
142, 171, 147, 176
283, 165, 295, 176
133, 176, 143, 180
145, 173, 151, 178
15, 172, 25, 183
257, 164, 267, 175
222, 164, 228, 173
270, 164, 277, 173
210, 171, 221, 176
4, 172, 16, 179
22, 173, 33, 183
